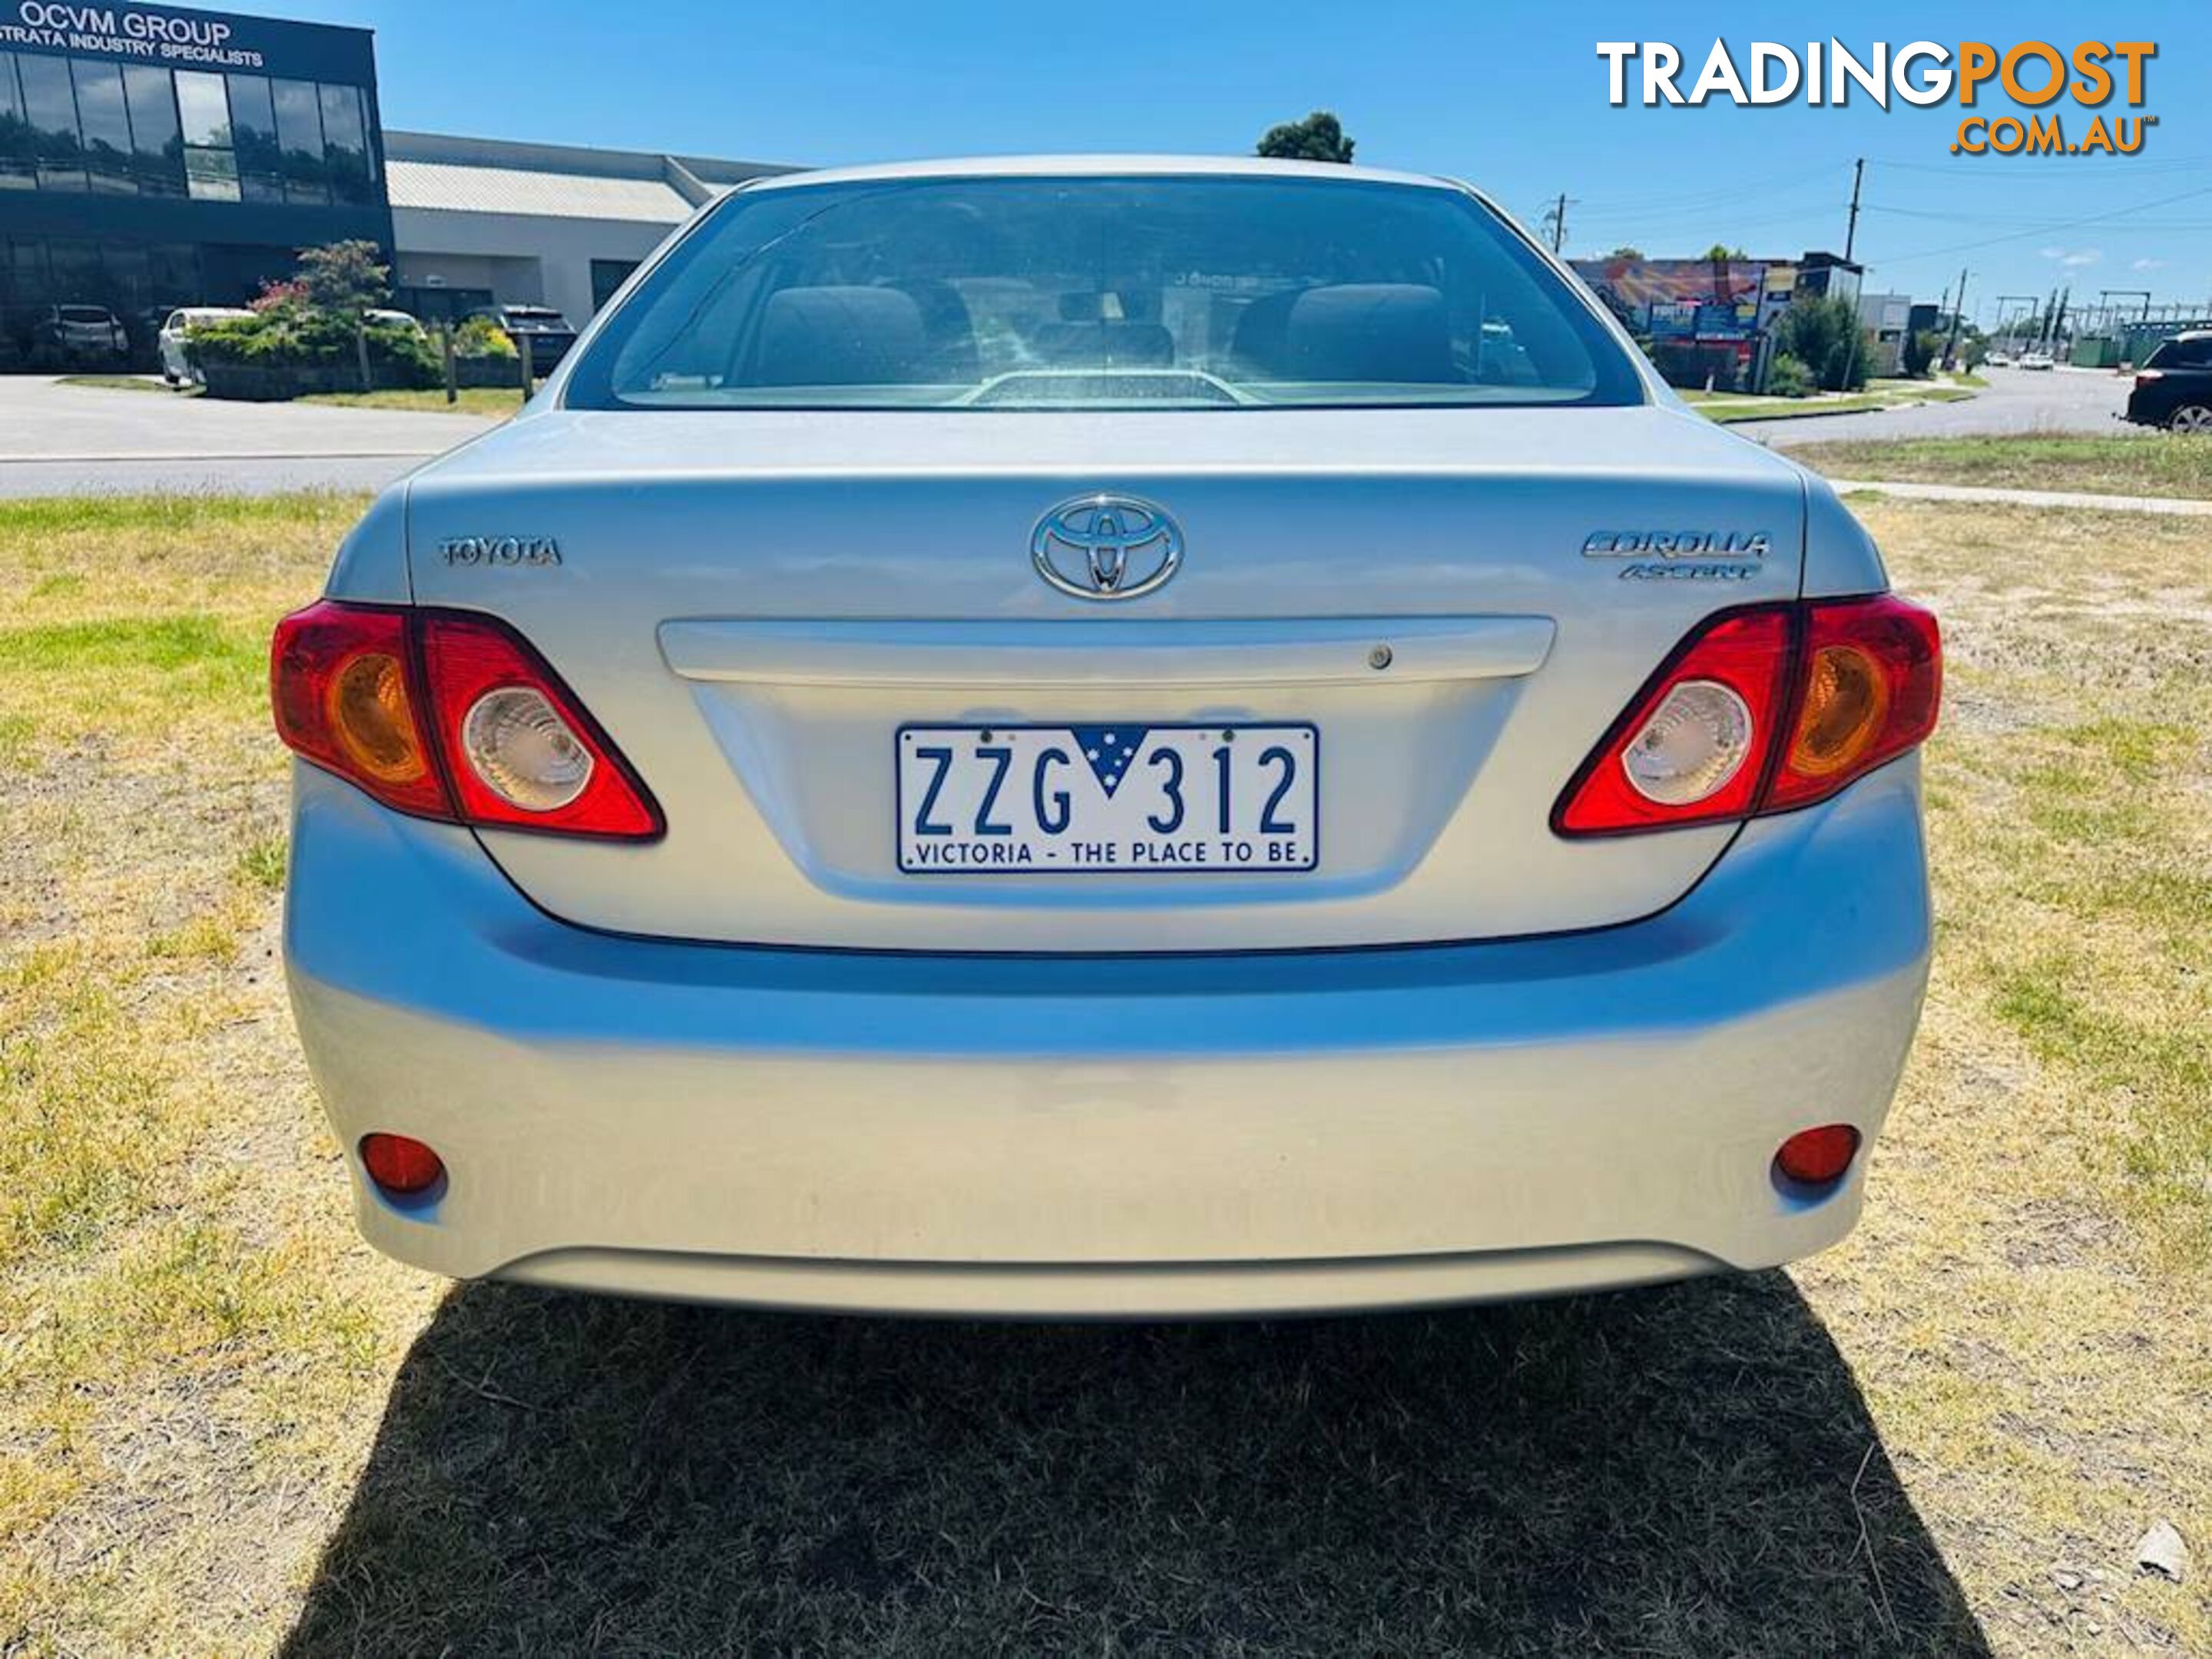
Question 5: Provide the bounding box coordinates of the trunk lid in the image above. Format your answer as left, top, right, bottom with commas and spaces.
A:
406, 404, 1805, 951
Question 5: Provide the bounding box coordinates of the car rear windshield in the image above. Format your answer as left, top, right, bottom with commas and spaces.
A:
567, 174, 1644, 411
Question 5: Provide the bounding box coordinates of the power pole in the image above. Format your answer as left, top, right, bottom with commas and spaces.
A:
1844, 157, 1865, 263
1543, 192, 1575, 254
1942, 267, 1970, 369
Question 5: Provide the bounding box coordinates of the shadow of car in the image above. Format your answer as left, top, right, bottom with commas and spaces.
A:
280, 1273, 1991, 1655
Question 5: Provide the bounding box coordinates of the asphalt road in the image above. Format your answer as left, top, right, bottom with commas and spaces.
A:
1745, 364, 2136, 449
0, 375, 498, 498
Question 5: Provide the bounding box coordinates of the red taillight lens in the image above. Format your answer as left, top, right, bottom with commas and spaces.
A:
271, 602, 661, 840
419, 614, 662, 839
1554, 594, 1941, 836
1552, 607, 1795, 836
1767, 596, 1941, 814
271, 601, 452, 819
359, 1132, 445, 1197
1775, 1124, 1861, 1187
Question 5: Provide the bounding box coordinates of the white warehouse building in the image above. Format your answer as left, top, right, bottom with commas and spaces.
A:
383, 131, 795, 329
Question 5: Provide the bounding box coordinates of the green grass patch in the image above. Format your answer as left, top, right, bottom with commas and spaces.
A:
0, 614, 256, 676
296, 386, 518, 417
1787, 433, 2212, 498
56, 374, 177, 395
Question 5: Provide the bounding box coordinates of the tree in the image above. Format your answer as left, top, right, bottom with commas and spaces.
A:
1604, 244, 1644, 260
1902, 328, 1939, 379
296, 239, 391, 392
1773, 296, 1869, 392
1257, 111, 1355, 164
1704, 243, 1750, 261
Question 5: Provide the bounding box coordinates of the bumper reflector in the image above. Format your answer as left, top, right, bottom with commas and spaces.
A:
1775, 1124, 1862, 1187
360, 1133, 445, 1197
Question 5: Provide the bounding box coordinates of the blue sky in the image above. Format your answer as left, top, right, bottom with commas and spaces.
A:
286, 0, 2209, 320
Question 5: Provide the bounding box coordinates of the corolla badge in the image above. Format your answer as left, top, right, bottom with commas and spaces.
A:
1031, 495, 1183, 601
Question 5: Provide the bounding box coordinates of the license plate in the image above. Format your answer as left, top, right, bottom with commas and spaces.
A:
896, 724, 1318, 875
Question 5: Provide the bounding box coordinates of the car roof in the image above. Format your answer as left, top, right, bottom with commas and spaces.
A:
737, 154, 1464, 194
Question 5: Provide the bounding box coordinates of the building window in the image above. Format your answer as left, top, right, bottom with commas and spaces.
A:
0, 53, 380, 213
15, 54, 84, 193
591, 260, 641, 313
172, 70, 238, 202
319, 82, 372, 205
122, 65, 185, 197
271, 78, 327, 206
69, 59, 134, 194
221, 74, 281, 203
0, 55, 38, 190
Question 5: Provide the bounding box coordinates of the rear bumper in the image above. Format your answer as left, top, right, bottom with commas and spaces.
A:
284, 758, 1931, 1316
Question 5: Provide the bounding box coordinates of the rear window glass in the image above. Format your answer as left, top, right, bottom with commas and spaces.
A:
568, 174, 1643, 412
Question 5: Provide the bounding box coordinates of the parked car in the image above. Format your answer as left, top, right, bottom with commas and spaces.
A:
2124, 331, 2212, 431
275, 157, 1942, 1318
37, 304, 129, 365
1983, 349, 2012, 368
157, 306, 253, 386
367, 307, 428, 337
464, 303, 577, 371
2018, 349, 2056, 370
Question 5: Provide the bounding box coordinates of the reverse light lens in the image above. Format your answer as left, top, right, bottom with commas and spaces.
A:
1775, 1124, 1862, 1187
419, 614, 662, 839
1622, 679, 1753, 806
462, 686, 594, 811
359, 1132, 445, 1197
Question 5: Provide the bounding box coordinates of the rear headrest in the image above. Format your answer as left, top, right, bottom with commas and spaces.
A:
1283, 283, 1454, 382
753, 286, 928, 386
1230, 290, 1302, 374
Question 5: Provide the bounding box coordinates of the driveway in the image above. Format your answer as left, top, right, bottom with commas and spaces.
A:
0, 376, 498, 497
1745, 365, 2134, 449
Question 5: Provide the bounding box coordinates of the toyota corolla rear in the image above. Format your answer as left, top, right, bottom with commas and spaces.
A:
278, 159, 1939, 1316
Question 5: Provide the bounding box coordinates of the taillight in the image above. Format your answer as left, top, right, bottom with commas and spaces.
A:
1553, 609, 1795, 836
1766, 596, 1941, 813
1553, 594, 1939, 837
271, 601, 662, 840
270, 601, 450, 819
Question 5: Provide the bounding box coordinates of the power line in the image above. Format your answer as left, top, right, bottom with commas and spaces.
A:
1869, 152, 2212, 180
1571, 161, 1850, 214
1872, 183, 2212, 264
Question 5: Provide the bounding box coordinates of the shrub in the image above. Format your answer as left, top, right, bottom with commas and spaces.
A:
187, 311, 440, 389
451, 315, 517, 359
1764, 353, 1815, 398
1772, 296, 1869, 392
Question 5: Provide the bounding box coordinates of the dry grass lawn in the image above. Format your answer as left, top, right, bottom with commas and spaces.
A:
0, 493, 2207, 1654
1790, 434, 2212, 500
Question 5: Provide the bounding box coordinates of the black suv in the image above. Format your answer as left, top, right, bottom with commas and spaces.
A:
2125, 332, 2212, 432
465, 303, 578, 373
